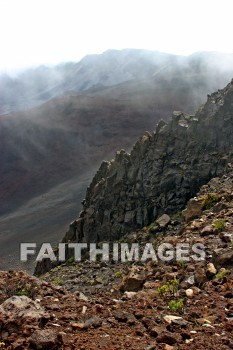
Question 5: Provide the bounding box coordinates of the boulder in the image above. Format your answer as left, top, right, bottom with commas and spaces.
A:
120, 267, 146, 292
156, 214, 171, 228
200, 225, 213, 236
182, 199, 202, 222
29, 329, 58, 349
213, 248, 233, 267
0, 296, 49, 325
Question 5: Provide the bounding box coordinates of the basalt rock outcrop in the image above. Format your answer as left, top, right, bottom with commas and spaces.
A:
62, 79, 233, 244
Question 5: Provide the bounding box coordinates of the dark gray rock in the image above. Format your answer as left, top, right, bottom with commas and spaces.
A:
182, 198, 202, 222
156, 214, 171, 228
213, 248, 233, 266
35, 80, 233, 275
70, 80, 233, 243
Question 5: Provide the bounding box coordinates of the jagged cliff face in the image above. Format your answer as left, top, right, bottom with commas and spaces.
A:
64, 80, 233, 243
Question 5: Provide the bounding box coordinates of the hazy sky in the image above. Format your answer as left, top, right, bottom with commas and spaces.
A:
0, 0, 232, 71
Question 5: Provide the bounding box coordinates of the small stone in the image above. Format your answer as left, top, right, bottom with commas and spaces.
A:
156, 214, 171, 228
124, 291, 137, 299
120, 267, 145, 292
71, 322, 85, 329
163, 315, 183, 324
157, 331, 181, 345
170, 318, 189, 327
185, 289, 194, 297
213, 248, 233, 266
219, 232, 233, 243
200, 225, 213, 236
150, 326, 164, 337
194, 266, 207, 286
112, 310, 129, 322
164, 345, 174, 350
202, 324, 215, 328
182, 199, 202, 222
78, 292, 88, 302
83, 316, 102, 329
29, 329, 58, 349
206, 263, 217, 277
182, 275, 195, 288
82, 306, 87, 314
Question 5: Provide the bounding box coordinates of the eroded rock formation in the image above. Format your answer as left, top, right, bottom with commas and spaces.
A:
63, 80, 233, 243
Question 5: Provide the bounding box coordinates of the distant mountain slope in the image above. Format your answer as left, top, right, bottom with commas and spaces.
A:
0, 49, 176, 114
1, 69, 227, 218
1, 49, 233, 114
0, 94, 152, 216
0, 88, 161, 270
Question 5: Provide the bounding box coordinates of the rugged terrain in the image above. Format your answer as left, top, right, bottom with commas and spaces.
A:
0, 85, 190, 270
3, 51, 233, 269
0, 59, 233, 349
0, 172, 232, 349
60, 79, 233, 249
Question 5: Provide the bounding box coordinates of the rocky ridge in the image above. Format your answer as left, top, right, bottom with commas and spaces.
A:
0, 172, 233, 349
3, 54, 233, 270
62, 79, 233, 245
